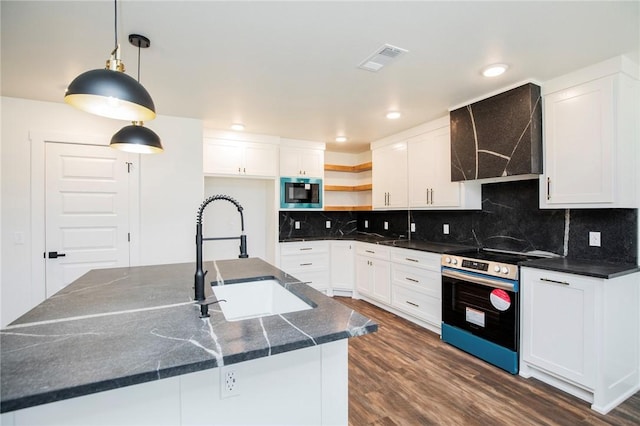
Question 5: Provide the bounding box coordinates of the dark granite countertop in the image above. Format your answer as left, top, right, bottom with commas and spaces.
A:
280, 233, 475, 254
0, 258, 377, 413
521, 257, 640, 279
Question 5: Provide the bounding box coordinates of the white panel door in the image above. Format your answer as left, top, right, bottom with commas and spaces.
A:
45, 143, 131, 297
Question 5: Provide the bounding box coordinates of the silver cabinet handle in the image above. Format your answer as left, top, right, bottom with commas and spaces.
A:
300, 262, 313, 266
547, 177, 551, 201
406, 301, 419, 308
405, 257, 419, 263
299, 247, 313, 251
540, 277, 570, 286
365, 250, 375, 254
406, 277, 419, 283
430, 188, 434, 204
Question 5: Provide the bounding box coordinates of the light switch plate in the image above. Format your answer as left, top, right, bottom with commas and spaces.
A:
410, 223, 416, 232
295, 221, 300, 230
589, 231, 601, 247
325, 220, 331, 229
384, 221, 389, 230
443, 224, 450, 235
364, 220, 369, 229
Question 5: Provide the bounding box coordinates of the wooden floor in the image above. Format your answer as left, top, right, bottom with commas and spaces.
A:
337, 297, 640, 426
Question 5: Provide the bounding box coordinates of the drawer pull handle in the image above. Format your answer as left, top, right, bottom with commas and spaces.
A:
406, 277, 419, 283
299, 247, 313, 251
365, 250, 375, 254
300, 262, 313, 266
406, 301, 419, 308
540, 278, 570, 286
405, 258, 419, 263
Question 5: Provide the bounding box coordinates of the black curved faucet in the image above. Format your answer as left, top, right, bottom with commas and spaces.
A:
194, 194, 248, 318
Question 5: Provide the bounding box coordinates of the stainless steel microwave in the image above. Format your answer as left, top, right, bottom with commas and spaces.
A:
280, 177, 323, 209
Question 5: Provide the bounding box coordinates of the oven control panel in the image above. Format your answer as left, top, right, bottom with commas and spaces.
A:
441, 255, 519, 280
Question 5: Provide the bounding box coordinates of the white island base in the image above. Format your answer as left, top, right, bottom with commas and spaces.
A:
1, 340, 348, 426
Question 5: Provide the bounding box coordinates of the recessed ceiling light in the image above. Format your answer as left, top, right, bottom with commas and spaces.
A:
231, 123, 245, 131
335, 136, 347, 143
482, 64, 509, 77
386, 111, 401, 119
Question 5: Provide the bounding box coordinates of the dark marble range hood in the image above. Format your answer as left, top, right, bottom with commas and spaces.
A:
450, 82, 542, 182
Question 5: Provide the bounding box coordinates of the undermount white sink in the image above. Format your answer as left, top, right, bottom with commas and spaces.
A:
212, 279, 312, 321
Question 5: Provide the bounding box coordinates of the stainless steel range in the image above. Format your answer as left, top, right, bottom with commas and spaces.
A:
441, 250, 535, 374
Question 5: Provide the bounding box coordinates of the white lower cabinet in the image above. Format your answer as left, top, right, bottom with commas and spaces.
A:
389, 248, 442, 332
355, 243, 391, 304
330, 241, 354, 295
520, 267, 640, 414
281, 240, 443, 334
279, 241, 330, 293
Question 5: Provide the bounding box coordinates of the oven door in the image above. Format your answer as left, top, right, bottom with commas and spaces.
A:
441, 267, 518, 351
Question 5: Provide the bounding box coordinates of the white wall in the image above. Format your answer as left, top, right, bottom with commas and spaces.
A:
202, 177, 276, 263
1, 97, 203, 326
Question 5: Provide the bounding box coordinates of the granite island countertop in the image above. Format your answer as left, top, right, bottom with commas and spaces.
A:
0, 258, 377, 413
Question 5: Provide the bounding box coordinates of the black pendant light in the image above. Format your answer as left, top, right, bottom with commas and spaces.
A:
64, 0, 156, 121
110, 34, 163, 154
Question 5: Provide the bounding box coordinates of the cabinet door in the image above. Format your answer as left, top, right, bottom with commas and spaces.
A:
521, 268, 596, 388
355, 255, 373, 296
408, 126, 460, 208
299, 149, 324, 178
203, 139, 243, 175
542, 76, 615, 205
243, 142, 277, 177
372, 142, 407, 209
330, 241, 354, 291
371, 259, 391, 304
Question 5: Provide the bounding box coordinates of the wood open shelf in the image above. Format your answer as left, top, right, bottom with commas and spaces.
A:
325, 183, 372, 192
324, 162, 372, 172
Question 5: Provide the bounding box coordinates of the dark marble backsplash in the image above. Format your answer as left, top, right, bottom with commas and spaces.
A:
279, 179, 637, 264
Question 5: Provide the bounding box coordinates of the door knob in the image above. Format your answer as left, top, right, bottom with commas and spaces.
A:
47, 251, 66, 259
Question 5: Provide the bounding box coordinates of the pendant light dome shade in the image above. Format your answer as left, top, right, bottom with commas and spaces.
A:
64, 68, 156, 121
110, 122, 163, 154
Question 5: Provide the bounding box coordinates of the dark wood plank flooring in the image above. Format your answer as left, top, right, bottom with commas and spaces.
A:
337, 297, 640, 426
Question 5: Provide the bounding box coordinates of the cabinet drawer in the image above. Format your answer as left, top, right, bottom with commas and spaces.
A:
391, 263, 440, 298
392, 281, 441, 326
280, 253, 329, 271
356, 243, 390, 260
390, 247, 441, 271
280, 241, 329, 256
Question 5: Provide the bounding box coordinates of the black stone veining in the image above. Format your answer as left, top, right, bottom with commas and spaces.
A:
280, 180, 638, 274
450, 83, 542, 181
0, 258, 377, 413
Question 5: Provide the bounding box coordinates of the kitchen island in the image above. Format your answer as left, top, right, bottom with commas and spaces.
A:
0, 258, 377, 425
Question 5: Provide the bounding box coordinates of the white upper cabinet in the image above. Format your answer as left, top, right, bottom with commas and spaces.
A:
372, 117, 480, 211
280, 145, 324, 178
540, 57, 639, 208
408, 124, 480, 209
203, 137, 278, 178
372, 142, 408, 209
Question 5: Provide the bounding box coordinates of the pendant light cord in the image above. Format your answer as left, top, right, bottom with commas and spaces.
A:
113, 0, 118, 49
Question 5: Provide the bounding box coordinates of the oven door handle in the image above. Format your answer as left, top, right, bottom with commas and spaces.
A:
442, 269, 516, 292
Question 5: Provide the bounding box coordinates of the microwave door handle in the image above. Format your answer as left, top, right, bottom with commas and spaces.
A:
442, 269, 515, 292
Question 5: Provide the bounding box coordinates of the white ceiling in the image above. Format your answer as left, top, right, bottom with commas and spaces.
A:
2, 1, 639, 152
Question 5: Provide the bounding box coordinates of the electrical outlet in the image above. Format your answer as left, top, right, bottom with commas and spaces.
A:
410, 223, 416, 232
294, 221, 300, 230
364, 220, 368, 229
589, 231, 601, 247
221, 367, 240, 398
443, 224, 450, 235
384, 221, 389, 230
325, 220, 331, 229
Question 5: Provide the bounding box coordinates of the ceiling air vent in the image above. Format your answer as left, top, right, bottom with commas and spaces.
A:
358, 44, 408, 72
